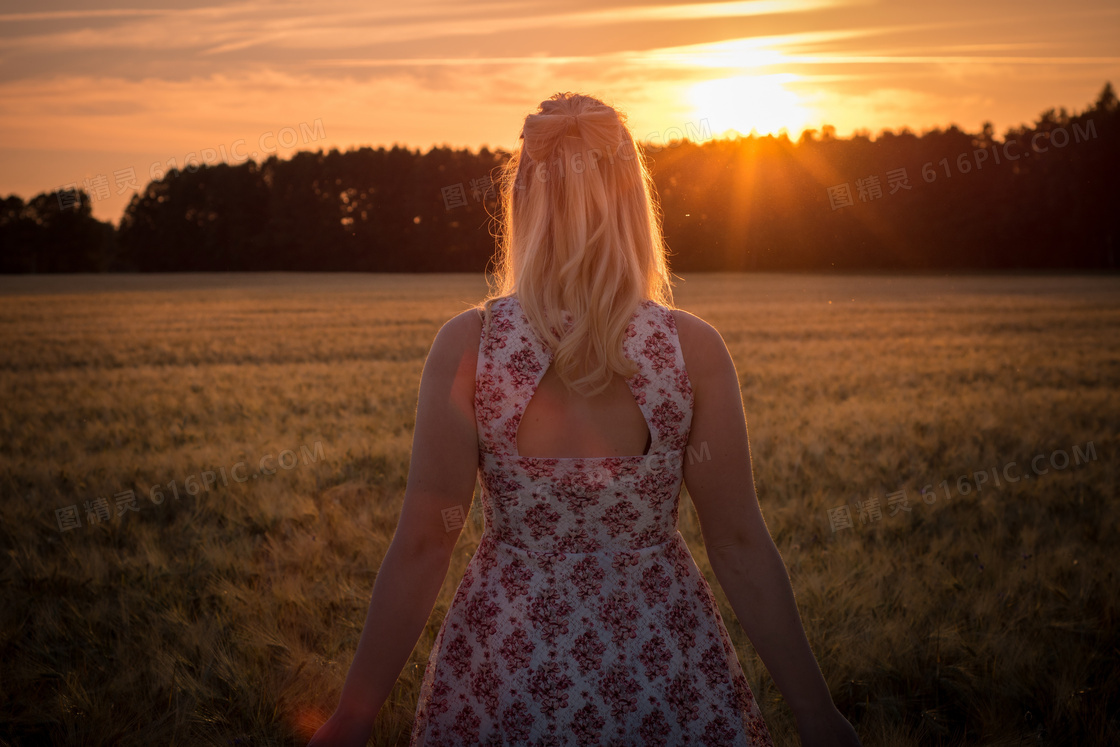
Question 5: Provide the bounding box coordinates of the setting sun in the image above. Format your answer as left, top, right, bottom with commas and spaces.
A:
688, 74, 813, 138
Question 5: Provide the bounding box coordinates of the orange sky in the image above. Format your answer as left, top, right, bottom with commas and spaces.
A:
2, 0, 1117, 225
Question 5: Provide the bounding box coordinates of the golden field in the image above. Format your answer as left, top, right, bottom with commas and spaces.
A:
0, 272, 1117, 746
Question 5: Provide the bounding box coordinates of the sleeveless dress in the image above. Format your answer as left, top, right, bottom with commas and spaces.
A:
409, 294, 774, 746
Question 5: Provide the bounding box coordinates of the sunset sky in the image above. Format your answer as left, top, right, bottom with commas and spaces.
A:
2, 0, 1117, 225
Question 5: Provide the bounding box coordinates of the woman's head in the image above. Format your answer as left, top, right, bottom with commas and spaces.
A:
483, 92, 675, 396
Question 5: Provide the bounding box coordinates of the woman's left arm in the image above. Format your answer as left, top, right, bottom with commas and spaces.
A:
676, 312, 861, 747
311, 309, 483, 743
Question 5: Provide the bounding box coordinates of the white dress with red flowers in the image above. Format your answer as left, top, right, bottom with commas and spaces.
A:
409, 294, 773, 746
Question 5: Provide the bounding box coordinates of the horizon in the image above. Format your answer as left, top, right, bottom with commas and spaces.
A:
2, 0, 1117, 225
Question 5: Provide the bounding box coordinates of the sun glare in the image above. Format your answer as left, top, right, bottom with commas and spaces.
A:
688, 74, 813, 139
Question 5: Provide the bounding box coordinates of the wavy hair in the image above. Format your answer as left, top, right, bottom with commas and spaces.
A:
480, 92, 676, 397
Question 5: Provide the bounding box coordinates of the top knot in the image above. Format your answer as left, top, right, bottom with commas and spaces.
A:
521, 105, 624, 163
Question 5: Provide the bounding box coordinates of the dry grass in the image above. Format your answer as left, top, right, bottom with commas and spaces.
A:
0, 272, 1116, 746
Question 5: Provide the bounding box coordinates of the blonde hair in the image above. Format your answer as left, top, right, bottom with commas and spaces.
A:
480, 92, 676, 397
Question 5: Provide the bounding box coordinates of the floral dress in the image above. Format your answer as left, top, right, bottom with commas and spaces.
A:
409, 294, 773, 746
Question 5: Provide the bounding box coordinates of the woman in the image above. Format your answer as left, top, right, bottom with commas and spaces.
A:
309, 93, 861, 746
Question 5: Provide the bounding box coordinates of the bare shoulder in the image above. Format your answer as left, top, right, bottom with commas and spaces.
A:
427, 307, 484, 370
670, 308, 728, 377
439, 306, 484, 341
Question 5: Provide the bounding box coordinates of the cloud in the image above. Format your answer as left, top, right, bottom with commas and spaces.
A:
1, 0, 1117, 223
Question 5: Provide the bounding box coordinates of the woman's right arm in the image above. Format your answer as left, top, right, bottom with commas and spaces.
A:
674, 311, 861, 746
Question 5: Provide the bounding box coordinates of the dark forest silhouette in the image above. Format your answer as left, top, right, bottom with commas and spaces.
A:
2, 83, 1116, 273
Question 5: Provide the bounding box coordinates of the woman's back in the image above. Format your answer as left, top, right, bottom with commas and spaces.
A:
517, 361, 652, 459
408, 293, 773, 745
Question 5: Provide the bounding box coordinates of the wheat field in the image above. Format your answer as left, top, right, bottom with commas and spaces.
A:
0, 272, 1117, 746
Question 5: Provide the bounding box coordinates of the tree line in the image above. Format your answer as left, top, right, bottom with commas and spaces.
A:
2, 83, 1116, 273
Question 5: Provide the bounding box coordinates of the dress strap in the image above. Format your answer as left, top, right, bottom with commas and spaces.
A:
619, 299, 694, 453
475, 295, 693, 456
476, 296, 542, 455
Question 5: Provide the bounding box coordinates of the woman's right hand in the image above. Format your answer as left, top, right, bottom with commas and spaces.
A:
306, 709, 375, 747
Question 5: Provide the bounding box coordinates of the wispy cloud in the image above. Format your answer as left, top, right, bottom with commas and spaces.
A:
0, 9, 170, 22
0, 0, 848, 55
1, 0, 1117, 225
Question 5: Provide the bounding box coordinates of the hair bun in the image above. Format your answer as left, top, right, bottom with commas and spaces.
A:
522, 105, 623, 162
